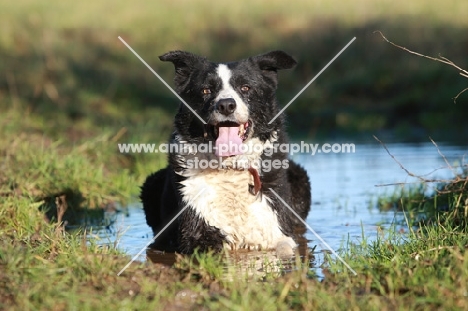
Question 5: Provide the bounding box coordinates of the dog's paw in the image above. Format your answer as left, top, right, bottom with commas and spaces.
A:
275, 237, 296, 259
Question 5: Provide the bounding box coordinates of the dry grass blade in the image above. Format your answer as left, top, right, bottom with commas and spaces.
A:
55, 194, 68, 234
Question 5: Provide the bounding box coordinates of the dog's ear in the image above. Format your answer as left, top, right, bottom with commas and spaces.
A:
159, 51, 206, 88
252, 50, 297, 72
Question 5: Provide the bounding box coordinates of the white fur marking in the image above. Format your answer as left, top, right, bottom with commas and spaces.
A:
215, 64, 249, 123
180, 169, 294, 250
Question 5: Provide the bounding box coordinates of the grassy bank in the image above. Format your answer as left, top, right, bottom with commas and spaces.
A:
1, 0, 467, 142
0, 105, 168, 225
1, 0, 467, 309
378, 165, 468, 228
1, 144, 467, 309
1, 101, 467, 309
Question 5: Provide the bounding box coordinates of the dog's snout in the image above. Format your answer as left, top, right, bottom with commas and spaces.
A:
216, 98, 236, 116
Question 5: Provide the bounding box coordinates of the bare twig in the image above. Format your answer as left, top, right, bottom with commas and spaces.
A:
454, 87, 468, 102
374, 31, 468, 103
375, 31, 468, 76
428, 137, 457, 177
373, 135, 467, 188
373, 135, 436, 183
377, 181, 438, 187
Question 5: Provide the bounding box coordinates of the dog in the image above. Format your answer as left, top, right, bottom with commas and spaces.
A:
141, 50, 311, 257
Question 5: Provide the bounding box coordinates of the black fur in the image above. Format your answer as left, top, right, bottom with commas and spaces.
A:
141, 50, 311, 253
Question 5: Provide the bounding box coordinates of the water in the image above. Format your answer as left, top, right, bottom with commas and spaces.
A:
96, 142, 467, 275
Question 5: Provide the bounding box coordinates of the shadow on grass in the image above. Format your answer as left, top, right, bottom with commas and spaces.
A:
38, 188, 117, 228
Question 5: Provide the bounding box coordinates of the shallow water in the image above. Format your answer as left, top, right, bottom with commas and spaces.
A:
95, 142, 467, 276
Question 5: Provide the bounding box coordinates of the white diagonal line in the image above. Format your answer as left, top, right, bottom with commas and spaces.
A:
117, 188, 206, 276
117, 36, 207, 124
269, 37, 356, 124
269, 188, 358, 276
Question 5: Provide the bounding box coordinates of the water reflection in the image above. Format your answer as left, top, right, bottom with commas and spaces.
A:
145, 225, 313, 275
94, 142, 467, 275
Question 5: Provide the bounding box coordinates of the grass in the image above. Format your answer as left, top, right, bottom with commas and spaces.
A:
1, 0, 467, 309
1, 0, 468, 142
3, 191, 467, 310
378, 167, 468, 228
1, 99, 467, 309
0, 104, 168, 226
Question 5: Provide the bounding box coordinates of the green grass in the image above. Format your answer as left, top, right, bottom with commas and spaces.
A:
1, 0, 468, 142
378, 168, 468, 228
1, 99, 467, 309
2, 0, 468, 34
4, 197, 467, 310
1, 0, 468, 309
0, 105, 167, 226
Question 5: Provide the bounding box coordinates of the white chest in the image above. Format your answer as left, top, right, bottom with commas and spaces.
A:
180, 169, 293, 250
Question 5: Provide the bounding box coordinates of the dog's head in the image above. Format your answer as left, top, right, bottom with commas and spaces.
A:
160, 50, 296, 157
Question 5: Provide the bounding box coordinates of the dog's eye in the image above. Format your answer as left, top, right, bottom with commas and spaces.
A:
240, 85, 250, 93
202, 88, 211, 95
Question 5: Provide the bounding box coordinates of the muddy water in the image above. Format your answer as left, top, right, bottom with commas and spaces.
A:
95, 142, 467, 276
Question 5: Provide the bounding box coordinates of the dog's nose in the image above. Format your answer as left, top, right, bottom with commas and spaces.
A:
216, 98, 236, 116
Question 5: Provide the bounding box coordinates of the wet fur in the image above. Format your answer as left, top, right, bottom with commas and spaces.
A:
140, 50, 311, 253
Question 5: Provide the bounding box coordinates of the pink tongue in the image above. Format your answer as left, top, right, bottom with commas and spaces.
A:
215, 126, 243, 157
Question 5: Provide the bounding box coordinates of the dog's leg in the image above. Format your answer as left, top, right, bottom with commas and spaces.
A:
286, 160, 311, 220
178, 207, 226, 253
141, 168, 180, 251
140, 169, 167, 232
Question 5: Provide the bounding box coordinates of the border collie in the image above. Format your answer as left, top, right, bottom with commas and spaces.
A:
141, 50, 311, 257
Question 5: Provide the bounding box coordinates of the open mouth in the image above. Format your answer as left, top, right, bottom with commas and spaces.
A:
213, 121, 250, 141
212, 121, 251, 157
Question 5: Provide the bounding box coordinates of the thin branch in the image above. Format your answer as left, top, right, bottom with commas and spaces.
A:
429, 136, 457, 177
374, 31, 468, 103
375, 31, 468, 77
454, 87, 468, 103
373, 135, 467, 188
375, 179, 465, 188
373, 135, 429, 183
